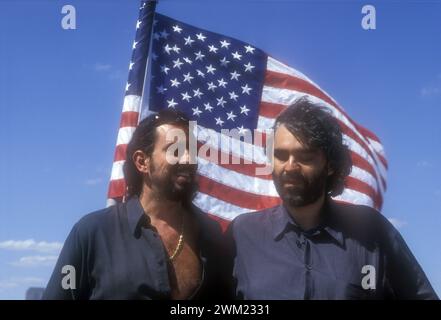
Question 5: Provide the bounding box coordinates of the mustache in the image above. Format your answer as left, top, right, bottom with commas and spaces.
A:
280, 172, 305, 183
173, 164, 197, 176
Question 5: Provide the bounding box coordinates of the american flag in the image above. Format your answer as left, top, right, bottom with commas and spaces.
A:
107, 2, 388, 230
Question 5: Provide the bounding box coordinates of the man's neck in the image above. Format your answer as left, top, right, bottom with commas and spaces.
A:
285, 193, 326, 231
138, 188, 184, 229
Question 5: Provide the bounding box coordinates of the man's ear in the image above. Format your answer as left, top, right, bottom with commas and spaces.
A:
132, 150, 150, 174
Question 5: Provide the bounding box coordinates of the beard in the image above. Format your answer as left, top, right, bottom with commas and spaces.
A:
149, 161, 198, 205
273, 168, 328, 208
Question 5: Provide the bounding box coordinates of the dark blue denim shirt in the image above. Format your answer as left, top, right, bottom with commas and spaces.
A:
43, 197, 230, 300
230, 200, 438, 300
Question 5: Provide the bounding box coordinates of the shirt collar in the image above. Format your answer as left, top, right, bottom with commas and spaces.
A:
322, 224, 344, 247
272, 205, 295, 241
271, 199, 345, 247
125, 196, 150, 236
125, 196, 207, 241
323, 200, 345, 247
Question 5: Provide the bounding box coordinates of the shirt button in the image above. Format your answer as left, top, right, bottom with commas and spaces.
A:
306, 264, 312, 270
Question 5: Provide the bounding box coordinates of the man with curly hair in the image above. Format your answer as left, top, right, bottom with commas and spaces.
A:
229, 97, 438, 300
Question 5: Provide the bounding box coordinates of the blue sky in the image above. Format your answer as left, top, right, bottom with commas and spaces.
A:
0, 0, 440, 299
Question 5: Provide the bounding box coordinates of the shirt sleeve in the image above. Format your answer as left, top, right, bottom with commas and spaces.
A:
383, 219, 439, 300
42, 223, 90, 300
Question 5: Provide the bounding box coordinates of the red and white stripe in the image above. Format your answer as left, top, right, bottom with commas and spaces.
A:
107, 95, 142, 206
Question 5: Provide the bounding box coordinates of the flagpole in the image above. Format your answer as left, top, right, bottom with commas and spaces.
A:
134, 0, 157, 111
106, 0, 158, 207
139, 0, 158, 120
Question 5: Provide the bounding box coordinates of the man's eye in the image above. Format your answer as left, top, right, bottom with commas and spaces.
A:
274, 150, 288, 161
297, 154, 314, 163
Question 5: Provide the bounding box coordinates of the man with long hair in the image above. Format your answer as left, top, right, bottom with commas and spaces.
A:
43, 109, 229, 300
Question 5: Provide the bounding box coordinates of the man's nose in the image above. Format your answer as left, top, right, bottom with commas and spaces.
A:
285, 156, 300, 172
178, 147, 190, 164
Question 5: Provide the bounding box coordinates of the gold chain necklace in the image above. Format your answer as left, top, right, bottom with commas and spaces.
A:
169, 215, 185, 261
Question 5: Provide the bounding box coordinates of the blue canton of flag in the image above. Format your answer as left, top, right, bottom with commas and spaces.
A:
148, 14, 267, 132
